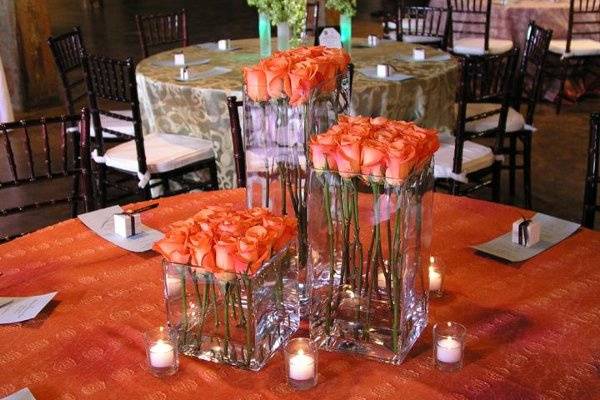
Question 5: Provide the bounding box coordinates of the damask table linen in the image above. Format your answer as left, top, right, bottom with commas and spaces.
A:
1, 190, 600, 399
136, 39, 459, 189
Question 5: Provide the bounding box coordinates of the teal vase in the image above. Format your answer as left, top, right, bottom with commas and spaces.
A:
259, 12, 272, 58
340, 13, 352, 52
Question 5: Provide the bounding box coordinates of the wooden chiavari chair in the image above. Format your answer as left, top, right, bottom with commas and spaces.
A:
306, 2, 320, 37
582, 113, 600, 229
81, 52, 218, 207
0, 109, 94, 242
435, 48, 519, 200
226, 96, 246, 188
48, 27, 134, 140
397, 4, 452, 50
447, 0, 513, 56
547, 0, 600, 113
135, 9, 188, 58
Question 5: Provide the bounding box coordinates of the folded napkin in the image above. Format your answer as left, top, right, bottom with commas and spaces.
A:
197, 42, 241, 52
1, 388, 36, 400
151, 58, 211, 68
78, 205, 164, 252
358, 67, 414, 82
396, 53, 452, 62
175, 67, 232, 82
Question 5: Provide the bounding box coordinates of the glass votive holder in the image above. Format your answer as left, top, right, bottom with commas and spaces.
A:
433, 321, 466, 372
284, 338, 318, 390
428, 256, 444, 298
144, 326, 179, 377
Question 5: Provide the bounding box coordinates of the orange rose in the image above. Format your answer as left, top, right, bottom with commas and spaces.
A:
323, 48, 350, 73
243, 65, 268, 102
313, 55, 338, 92
310, 133, 338, 170
287, 61, 319, 106
361, 139, 387, 182
261, 55, 291, 99
386, 140, 417, 185
214, 237, 238, 272
153, 227, 191, 264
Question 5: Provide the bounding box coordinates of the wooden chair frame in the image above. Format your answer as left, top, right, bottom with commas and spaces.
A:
306, 2, 320, 37
226, 96, 246, 188
583, 112, 600, 228
0, 109, 93, 242
398, 4, 452, 50
135, 9, 188, 58
447, 0, 492, 52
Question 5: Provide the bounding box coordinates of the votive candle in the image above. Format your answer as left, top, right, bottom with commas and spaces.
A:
144, 326, 179, 377
284, 338, 318, 390
428, 256, 444, 297
433, 321, 466, 372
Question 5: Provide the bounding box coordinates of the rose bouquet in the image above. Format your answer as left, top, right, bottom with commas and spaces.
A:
307, 115, 438, 364
243, 46, 351, 314
155, 205, 300, 370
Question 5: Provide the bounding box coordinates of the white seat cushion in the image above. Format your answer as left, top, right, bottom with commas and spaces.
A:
549, 39, 600, 57
104, 133, 214, 174
452, 38, 513, 55
402, 35, 442, 44
434, 139, 495, 182
93, 110, 134, 139
461, 103, 525, 133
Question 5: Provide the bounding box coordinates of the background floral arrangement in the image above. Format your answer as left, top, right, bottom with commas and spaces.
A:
326, 0, 357, 16
243, 46, 351, 106
309, 115, 440, 182
247, 0, 306, 45
154, 205, 297, 276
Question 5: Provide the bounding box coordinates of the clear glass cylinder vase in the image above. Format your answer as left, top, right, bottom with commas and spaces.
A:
307, 165, 434, 364
277, 22, 290, 51
163, 245, 299, 371
243, 72, 351, 314
259, 12, 272, 58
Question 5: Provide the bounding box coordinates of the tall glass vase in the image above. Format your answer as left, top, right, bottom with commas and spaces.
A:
340, 14, 352, 52
307, 164, 434, 364
277, 22, 290, 51
243, 72, 351, 315
259, 12, 272, 58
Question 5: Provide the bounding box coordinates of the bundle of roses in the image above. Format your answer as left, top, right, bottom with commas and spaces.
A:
154, 205, 297, 277
243, 46, 351, 106
309, 115, 440, 183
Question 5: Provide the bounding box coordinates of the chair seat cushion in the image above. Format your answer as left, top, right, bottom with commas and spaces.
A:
434, 139, 495, 182
104, 133, 214, 174
452, 38, 513, 55
402, 35, 442, 44
549, 39, 600, 57
92, 110, 134, 139
460, 103, 525, 133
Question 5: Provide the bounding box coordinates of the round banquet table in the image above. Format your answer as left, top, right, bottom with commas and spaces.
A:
430, 0, 600, 47
1, 191, 600, 399
136, 39, 459, 189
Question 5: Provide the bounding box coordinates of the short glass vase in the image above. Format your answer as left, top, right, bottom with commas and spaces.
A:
163, 245, 299, 371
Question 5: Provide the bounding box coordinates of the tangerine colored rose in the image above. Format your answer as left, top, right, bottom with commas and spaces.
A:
334, 134, 362, 178
261, 55, 291, 99
189, 232, 215, 270
153, 227, 191, 264
323, 48, 350, 73
214, 237, 238, 272
243, 65, 268, 102
313, 55, 338, 91
310, 133, 338, 170
287, 61, 319, 106
361, 139, 387, 182
386, 140, 417, 185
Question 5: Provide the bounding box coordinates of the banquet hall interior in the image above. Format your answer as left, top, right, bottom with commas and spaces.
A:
1, 0, 600, 399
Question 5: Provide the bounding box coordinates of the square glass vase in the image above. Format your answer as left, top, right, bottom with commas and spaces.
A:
307, 165, 434, 364
163, 245, 299, 371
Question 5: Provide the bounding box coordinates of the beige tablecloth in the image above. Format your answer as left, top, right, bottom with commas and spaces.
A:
136, 38, 458, 189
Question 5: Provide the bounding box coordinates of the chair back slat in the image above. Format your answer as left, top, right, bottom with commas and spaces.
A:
306, 2, 320, 36
448, 0, 491, 50
514, 21, 553, 124
135, 9, 188, 58
0, 109, 94, 242
399, 5, 451, 49
48, 27, 87, 115
453, 48, 519, 174
566, 0, 600, 52
227, 96, 246, 188
583, 113, 600, 228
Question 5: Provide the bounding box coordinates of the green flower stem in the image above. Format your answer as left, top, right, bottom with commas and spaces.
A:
323, 174, 336, 335
180, 268, 188, 345
351, 184, 363, 294
364, 182, 381, 339
243, 275, 255, 367
223, 283, 231, 355
211, 282, 220, 328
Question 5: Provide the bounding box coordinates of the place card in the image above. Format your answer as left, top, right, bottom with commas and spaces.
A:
175, 66, 232, 82
472, 213, 581, 262
0, 292, 57, 324
1, 388, 36, 400
358, 67, 414, 82
78, 205, 164, 252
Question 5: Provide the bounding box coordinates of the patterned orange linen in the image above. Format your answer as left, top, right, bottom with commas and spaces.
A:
0, 190, 599, 400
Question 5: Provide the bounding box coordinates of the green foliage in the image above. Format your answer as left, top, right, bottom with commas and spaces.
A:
247, 0, 307, 46
326, 0, 357, 16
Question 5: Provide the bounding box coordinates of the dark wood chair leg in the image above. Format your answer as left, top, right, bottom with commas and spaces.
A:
161, 177, 171, 197
208, 160, 219, 190
492, 161, 501, 202
556, 61, 568, 115
509, 134, 517, 200
523, 132, 533, 209
98, 164, 108, 208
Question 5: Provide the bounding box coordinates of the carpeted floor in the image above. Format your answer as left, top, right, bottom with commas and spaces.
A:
6, 0, 597, 238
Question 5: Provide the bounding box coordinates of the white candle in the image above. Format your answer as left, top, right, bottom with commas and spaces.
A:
149, 340, 175, 368
376, 64, 390, 78
429, 266, 442, 291
289, 350, 315, 381
174, 52, 185, 66
218, 39, 231, 50
436, 337, 462, 363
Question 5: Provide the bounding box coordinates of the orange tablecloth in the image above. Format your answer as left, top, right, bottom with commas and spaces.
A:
1, 190, 599, 399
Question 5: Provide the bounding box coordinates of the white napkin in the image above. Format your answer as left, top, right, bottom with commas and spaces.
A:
358, 67, 414, 82
396, 53, 452, 62
197, 42, 241, 52
175, 67, 232, 82
151, 58, 211, 68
